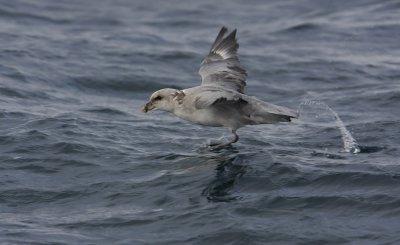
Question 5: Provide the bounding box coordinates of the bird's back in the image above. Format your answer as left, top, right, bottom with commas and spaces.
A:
178, 86, 297, 129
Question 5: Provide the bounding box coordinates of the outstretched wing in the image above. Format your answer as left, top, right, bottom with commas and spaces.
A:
199, 27, 247, 93
194, 87, 245, 109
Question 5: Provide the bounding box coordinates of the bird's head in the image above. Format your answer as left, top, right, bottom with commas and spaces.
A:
141, 88, 178, 113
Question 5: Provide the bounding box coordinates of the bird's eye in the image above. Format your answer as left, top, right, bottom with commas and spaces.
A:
154, 96, 162, 101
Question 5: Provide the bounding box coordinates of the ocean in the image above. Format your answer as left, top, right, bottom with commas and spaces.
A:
1, 0, 399, 244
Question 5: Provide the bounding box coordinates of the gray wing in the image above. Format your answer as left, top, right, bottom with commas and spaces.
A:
199, 27, 247, 93
194, 87, 244, 109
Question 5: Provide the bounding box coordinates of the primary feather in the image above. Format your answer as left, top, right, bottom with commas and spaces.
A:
199, 27, 247, 93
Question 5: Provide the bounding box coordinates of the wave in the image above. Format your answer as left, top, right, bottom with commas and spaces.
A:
68, 75, 182, 94
281, 22, 321, 33
80, 106, 128, 116
0, 188, 91, 205
0, 7, 70, 24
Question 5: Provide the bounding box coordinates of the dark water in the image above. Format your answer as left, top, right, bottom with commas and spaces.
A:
1, 0, 400, 244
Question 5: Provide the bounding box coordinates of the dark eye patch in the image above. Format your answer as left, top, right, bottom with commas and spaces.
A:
154, 95, 162, 101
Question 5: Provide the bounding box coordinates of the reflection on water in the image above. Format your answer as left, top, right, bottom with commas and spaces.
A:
198, 148, 272, 203
202, 154, 247, 202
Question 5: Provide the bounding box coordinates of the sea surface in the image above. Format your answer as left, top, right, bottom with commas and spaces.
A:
1, 0, 400, 244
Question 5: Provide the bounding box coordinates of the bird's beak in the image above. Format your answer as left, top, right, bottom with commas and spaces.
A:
141, 101, 155, 113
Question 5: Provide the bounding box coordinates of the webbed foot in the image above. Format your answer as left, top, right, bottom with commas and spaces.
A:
207, 130, 239, 150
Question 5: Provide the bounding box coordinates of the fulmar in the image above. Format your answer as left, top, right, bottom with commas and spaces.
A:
141, 27, 298, 149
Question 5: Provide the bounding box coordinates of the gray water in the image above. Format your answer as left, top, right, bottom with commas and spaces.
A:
1, 0, 400, 244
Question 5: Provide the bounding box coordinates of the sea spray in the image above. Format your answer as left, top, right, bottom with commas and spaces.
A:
299, 99, 360, 154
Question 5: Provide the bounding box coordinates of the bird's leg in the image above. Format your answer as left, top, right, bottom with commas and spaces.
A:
209, 129, 239, 150
230, 129, 239, 144
172, 90, 185, 104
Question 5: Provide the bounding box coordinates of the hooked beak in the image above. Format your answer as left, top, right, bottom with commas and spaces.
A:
141, 101, 155, 113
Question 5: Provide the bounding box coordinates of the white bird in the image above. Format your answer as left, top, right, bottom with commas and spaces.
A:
141, 27, 298, 149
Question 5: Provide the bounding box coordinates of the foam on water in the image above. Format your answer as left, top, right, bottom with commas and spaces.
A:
299, 99, 361, 154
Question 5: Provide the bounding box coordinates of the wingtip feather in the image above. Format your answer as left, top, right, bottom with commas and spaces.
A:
210, 26, 228, 51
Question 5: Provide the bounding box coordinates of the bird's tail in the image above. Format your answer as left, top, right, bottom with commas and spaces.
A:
245, 97, 298, 125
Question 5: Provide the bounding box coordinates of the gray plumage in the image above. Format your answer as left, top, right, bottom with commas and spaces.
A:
142, 27, 298, 148
199, 27, 247, 93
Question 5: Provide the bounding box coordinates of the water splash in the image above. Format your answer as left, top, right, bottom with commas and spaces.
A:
299, 99, 360, 154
